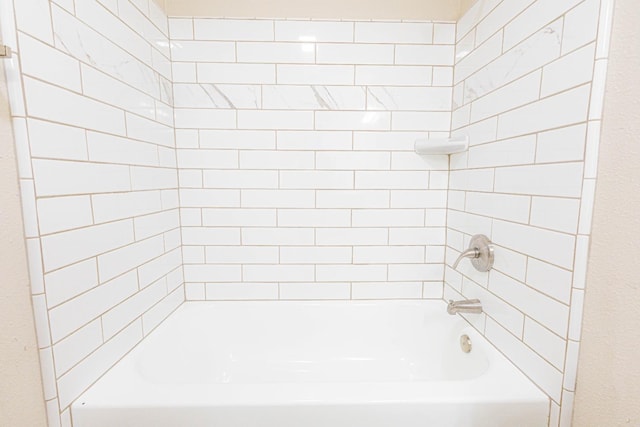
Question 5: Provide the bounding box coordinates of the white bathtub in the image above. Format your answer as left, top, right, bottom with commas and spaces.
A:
72, 300, 549, 427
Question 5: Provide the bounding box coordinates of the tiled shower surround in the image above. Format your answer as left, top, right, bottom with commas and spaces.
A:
170, 18, 455, 300
0, 0, 612, 425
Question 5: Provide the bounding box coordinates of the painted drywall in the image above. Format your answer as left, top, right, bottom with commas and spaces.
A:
165, 0, 471, 20
0, 61, 48, 427
573, 0, 640, 424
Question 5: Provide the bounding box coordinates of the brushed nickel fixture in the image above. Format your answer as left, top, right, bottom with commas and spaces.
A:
452, 234, 494, 272
0, 45, 11, 58
447, 299, 483, 315
460, 334, 473, 353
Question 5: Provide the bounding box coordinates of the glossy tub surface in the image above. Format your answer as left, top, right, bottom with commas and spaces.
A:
72, 300, 549, 427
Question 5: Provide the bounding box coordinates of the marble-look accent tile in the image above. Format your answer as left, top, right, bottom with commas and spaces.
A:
367, 87, 451, 111
174, 84, 261, 109
463, 18, 562, 104
262, 85, 366, 110
52, 5, 160, 99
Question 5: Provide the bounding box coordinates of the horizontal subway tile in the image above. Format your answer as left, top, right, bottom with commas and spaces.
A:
316, 228, 388, 246
24, 77, 125, 135
392, 112, 451, 131
174, 84, 261, 109
485, 318, 562, 402
355, 171, 430, 189
493, 220, 576, 270
203, 170, 279, 189
353, 131, 427, 151
316, 190, 389, 208
280, 247, 352, 264
530, 197, 580, 234
49, 270, 138, 343
205, 246, 279, 264
315, 111, 390, 131
497, 85, 591, 139
367, 87, 452, 112
465, 192, 531, 224
355, 22, 433, 44
356, 66, 433, 86
523, 318, 566, 371
193, 19, 273, 41
197, 63, 276, 84
184, 265, 241, 282
174, 109, 237, 129
276, 65, 355, 85
169, 18, 193, 40
277, 131, 352, 150
44, 259, 99, 308
243, 265, 314, 282
467, 135, 536, 168
92, 191, 162, 224
352, 282, 423, 299
280, 283, 351, 300
536, 124, 587, 164
205, 283, 278, 300
352, 209, 424, 227
242, 190, 315, 208
389, 227, 445, 245
317, 43, 394, 65
277, 209, 351, 227
395, 45, 454, 66
56, 321, 141, 409
180, 189, 240, 207
177, 149, 238, 169
388, 264, 443, 281
354, 246, 424, 264
240, 150, 314, 170
280, 171, 354, 189
37, 196, 93, 235
541, 43, 595, 98
182, 227, 240, 245
97, 236, 164, 283
202, 209, 276, 226
238, 110, 314, 130
242, 227, 314, 245
171, 40, 235, 61
199, 130, 276, 150
237, 42, 315, 63
390, 190, 447, 208
41, 220, 134, 272
101, 279, 167, 340
316, 151, 390, 170
316, 264, 387, 282
262, 85, 365, 111
526, 258, 573, 304
275, 21, 353, 42
494, 163, 584, 198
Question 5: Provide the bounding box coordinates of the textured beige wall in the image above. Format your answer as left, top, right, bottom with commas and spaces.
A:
165, 0, 472, 20
0, 65, 48, 425
573, 0, 640, 425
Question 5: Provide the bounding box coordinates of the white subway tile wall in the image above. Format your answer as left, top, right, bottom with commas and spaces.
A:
170, 18, 455, 303
1, 0, 184, 424
448, 0, 611, 425
1, 0, 613, 425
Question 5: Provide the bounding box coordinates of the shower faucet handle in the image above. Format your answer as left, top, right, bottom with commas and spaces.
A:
452, 234, 494, 272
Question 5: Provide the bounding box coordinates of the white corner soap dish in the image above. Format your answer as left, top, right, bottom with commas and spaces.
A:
414, 135, 469, 155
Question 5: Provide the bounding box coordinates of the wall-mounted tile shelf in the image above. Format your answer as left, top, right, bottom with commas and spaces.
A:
414, 135, 469, 155
0, 44, 11, 58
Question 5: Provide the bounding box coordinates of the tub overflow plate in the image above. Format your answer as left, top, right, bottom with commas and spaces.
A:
460, 334, 472, 353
